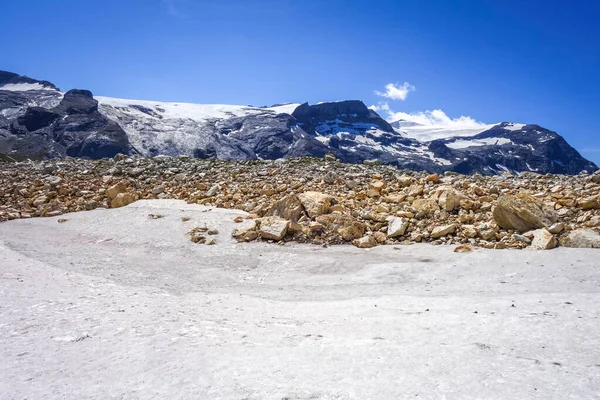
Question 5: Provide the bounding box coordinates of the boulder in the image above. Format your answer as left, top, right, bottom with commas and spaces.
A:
560, 229, 600, 248
454, 245, 473, 253
106, 182, 127, 199
530, 228, 558, 250
259, 216, 289, 241
492, 194, 557, 232
298, 191, 332, 217
268, 194, 305, 222
387, 216, 409, 238
315, 214, 367, 241
110, 192, 135, 208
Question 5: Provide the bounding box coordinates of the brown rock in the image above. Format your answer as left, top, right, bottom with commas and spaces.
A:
454, 244, 473, 253
106, 182, 127, 199
352, 235, 378, 248
258, 216, 289, 241
492, 194, 557, 232
110, 193, 135, 208
530, 228, 558, 250
578, 195, 600, 210
268, 194, 305, 222
412, 198, 439, 213
431, 224, 456, 239
298, 191, 332, 217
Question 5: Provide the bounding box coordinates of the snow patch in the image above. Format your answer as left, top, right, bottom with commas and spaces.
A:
503, 123, 526, 131
446, 137, 513, 149
0, 83, 55, 92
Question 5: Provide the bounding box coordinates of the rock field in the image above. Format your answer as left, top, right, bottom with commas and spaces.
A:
1, 155, 600, 250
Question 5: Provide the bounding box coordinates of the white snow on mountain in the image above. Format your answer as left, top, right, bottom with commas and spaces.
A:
446, 137, 513, 149
396, 124, 496, 142
503, 123, 526, 131
0, 83, 56, 92
96, 96, 298, 122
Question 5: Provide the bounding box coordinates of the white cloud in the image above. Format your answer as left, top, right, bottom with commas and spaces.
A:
374, 82, 415, 101
370, 102, 487, 129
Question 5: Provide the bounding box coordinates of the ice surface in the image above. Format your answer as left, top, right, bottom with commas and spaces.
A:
1, 200, 599, 399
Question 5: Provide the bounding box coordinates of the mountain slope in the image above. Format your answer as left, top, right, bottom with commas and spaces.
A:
0, 70, 596, 174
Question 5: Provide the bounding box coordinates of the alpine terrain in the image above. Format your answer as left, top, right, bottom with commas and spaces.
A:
0, 71, 596, 175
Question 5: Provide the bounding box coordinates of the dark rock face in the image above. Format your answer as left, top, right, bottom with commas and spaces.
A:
1, 87, 132, 159
292, 101, 395, 136
0, 70, 59, 90
438, 123, 598, 175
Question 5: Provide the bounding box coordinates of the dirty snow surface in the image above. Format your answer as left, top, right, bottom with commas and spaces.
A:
1, 200, 599, 399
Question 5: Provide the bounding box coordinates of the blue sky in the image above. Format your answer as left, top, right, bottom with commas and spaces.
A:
2, 0, 600, 164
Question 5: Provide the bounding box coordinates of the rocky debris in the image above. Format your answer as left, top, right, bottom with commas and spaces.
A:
529, 228, 558, 250
258, 216, 289, 241
232, 220, 258, 242
493, 194, 557, 232
560, 229, 600, 248
187, 228, 207, 244
0, 156, 599, 250
315, 214, 366, 241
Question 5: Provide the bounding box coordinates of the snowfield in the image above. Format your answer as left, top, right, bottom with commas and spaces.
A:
1, 200, 599, 399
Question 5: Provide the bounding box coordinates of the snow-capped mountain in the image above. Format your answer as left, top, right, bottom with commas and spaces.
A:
0, 70, 596, 174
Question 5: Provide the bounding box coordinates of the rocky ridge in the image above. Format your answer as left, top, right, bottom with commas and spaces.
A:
1, 70, 596, 175
1, 155, 599, 250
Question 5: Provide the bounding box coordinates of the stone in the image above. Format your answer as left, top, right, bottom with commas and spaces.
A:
382, 193, 406, 203
352, 235, 378, 248
106, 182, 127, 199
206, 184, 220, 197
298, 191, 332, 217
363, 159, 381, 166
493, 194, 557, 232
548, 222, 565, 234
315, 214, 367, 241
513, 234, 532, 244
110, 193, 135, 208
268, 194, 305, 222
412, 198, 439, 214
461, 225, 478, 238
369, 180, 386, 192
578, 195, 600, 210
454, 244, 473, 253
152, 185, 164, 195
323, 171, 336, 184
373, 231, 387, 243
387, 216, 409, 238
432, 187, 464, 211
232, 221, 258, 242
431, 224, 456, 239
425, 173, 439, 182
560, 229, 600, 248
259, 216, 289, 241
32, 195, 49, 207
530, 228, 558, 250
